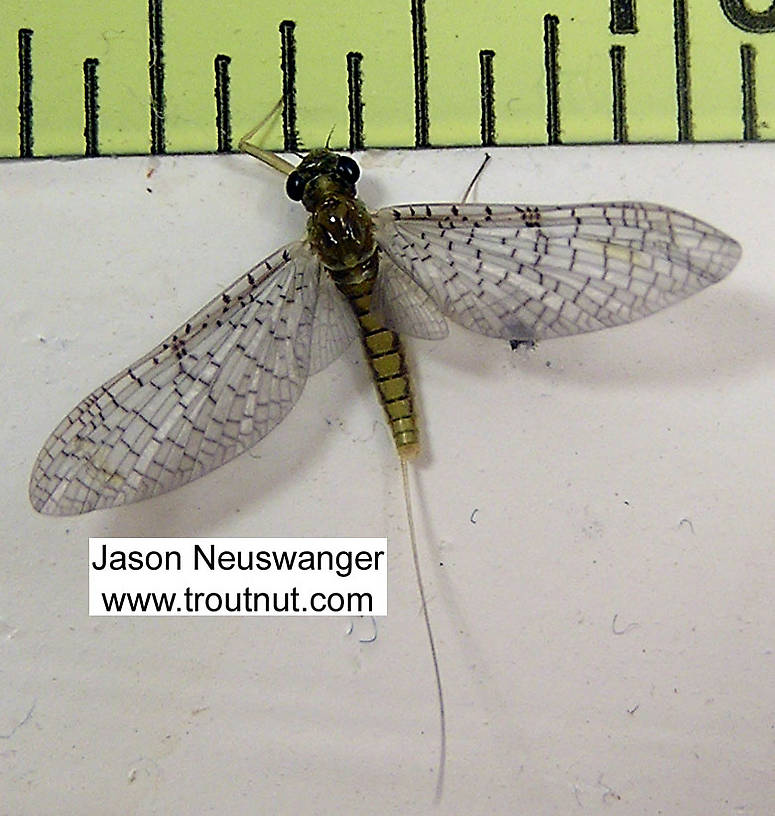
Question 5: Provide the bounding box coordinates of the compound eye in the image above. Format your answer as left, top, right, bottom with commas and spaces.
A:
286, 171, 305, 201
336, 155, 360, 184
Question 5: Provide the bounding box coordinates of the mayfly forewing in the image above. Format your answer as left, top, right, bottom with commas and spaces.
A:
29, 242, 331, 516
373, 202, 740, 343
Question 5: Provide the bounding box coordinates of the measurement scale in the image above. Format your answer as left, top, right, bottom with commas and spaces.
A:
3, 0, 774, 158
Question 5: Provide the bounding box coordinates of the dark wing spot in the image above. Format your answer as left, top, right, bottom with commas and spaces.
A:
522, 207, 541, 227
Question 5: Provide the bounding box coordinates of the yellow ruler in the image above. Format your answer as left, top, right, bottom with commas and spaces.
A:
2, 0, 773, 157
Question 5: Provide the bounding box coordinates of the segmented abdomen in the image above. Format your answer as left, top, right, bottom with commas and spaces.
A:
330, 254, 419, 458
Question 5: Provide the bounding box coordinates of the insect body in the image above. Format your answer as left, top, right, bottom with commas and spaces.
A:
293, 149, 418, 455
29, 150, 741, 515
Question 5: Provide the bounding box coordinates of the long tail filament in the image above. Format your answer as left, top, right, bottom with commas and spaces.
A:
400, 458, 446, 803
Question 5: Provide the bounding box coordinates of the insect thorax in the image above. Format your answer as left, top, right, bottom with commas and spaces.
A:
307, 191, 375, 271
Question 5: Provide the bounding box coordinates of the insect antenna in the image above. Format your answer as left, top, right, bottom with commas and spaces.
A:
401, 458, 446, 803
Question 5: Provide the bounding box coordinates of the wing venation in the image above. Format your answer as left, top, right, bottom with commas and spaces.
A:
374, 202, 740, 342
30, 242, 327, 515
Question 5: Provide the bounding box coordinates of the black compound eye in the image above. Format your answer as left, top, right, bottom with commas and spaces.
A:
286, 171, 305, 201
336, 155, 360, 184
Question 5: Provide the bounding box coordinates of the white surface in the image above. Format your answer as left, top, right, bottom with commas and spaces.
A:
2, 144, 773, 814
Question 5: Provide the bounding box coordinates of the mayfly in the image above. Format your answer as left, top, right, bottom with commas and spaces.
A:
29, 133, 741, 799
29, 146, 741, 514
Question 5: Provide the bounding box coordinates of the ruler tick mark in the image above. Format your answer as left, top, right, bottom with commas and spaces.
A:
148, 0, 166, 154
411, 0, 430, 147
479, 50, 496, 148
347, 51, 364, 152
280, 20, 299, 152
83, 58, 100, 157
214, 54, 232, 153
673, 0, 693, 142
17, 28, 33, 159
740, 44, 758, 141
543, 14, 561, 146
610, 45, 628, 144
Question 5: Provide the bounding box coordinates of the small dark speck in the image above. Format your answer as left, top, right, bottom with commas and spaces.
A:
470, 508, 479, 524
146, 187, 153, 194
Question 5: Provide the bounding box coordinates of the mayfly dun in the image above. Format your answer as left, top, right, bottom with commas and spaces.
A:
28, 148, 741, 513
29, 131, 741, 799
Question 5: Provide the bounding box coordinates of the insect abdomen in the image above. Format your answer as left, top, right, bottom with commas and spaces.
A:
330, 254, 419, 459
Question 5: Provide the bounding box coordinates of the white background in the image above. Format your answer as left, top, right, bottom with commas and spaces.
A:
2, 143, 773, 814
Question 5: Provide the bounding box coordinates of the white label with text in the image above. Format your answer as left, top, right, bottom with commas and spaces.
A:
88, 538, 387, 616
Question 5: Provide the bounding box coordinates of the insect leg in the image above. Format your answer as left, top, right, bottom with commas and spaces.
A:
461, 153, 492, 203
238, 99, 297, 176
